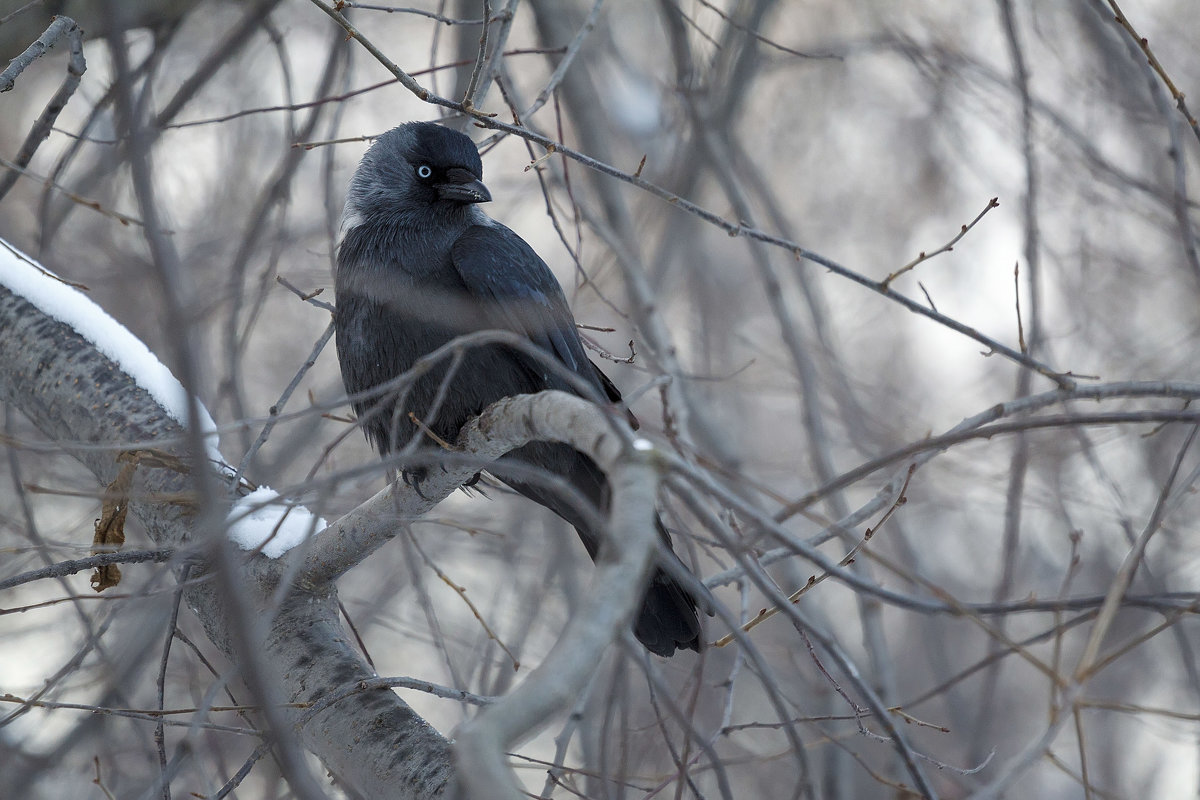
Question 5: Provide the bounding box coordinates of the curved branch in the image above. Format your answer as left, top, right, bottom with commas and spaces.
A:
449, 398, 664, 800
1, 259, 668, 799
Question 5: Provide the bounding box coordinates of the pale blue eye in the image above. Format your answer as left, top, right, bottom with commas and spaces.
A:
416, 165, 433, 179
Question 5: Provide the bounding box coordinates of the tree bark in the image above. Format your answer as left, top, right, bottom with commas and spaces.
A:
0, 281, 457, 799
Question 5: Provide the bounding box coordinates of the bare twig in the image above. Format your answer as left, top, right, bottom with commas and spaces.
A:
0, 156, 145, 227
0, 549, 176, 592
0, 15, 78, 92
712, 466, 913, 647
310, 0, 1074, 388
0, 16, 85, 202
460, 0, 492, 109
880, 196, 999, 287
338, 3, 485, 24
521, 0, 604, 119
1073, 425, 1198, 679
1014, 261, 1026, 352
1102, 0, 1200, 147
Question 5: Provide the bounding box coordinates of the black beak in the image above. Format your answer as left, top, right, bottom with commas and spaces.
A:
436, 167, 491, 204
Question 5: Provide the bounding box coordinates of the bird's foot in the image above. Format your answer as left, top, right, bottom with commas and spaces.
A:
401, 466, 430, 499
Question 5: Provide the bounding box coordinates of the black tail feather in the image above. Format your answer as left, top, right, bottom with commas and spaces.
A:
635, 565, 704, 656
498, 442, 707, 657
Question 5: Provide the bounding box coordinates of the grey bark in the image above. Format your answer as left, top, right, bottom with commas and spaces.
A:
0, 281, 457, 799
0, 275, 666, 798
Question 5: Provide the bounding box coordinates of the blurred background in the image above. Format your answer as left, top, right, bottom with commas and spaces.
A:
1, 0, 1199, 797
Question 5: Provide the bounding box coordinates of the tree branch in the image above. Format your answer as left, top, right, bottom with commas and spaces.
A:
0, 273, 455, 799
452, 396, 664, 800
0, 250, 669, 798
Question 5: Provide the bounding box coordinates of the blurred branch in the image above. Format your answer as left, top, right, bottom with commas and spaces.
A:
519, 0, 603, 119
0, 16, 85, 202
26, 1, 274, 246
0, 14, 78, 93
234, 320, 334, 482
152, 0, 284, 128
1073, 425, 1197, 680
776, 382, 1200, 524
693, 0, 838, 61
307, 0, 437, 101
712, 514, 937, 797
713, 466, 913, 648
981, 1, 1052, 766
0, 251, 674, 798
0, 270, 456, 799
0, 2, 48, 26
1105, 0, 1200, 288
0, 155, 145, 226
310, 0, 1076, 390
453, 397, 665, 800
458, 0, 491, 108
694, 400, 1200, 619
338, 3, 486, 24
220, 18, 345, 455
1100, 0, 1200, 147
158, 47, 561, 134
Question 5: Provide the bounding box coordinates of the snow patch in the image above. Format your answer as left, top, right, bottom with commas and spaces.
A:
227, 486, 328, 558
0, 238, 222, 464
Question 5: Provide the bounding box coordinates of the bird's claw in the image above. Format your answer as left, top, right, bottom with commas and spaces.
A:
400, 467, 481, 498
401, 466, 430, 499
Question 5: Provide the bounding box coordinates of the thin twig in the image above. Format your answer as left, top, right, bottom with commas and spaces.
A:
0, 15, 77, 92
0, 550, 177, 591
713, 466, 913, 647
460, 0, 492, 109
881, 196, 999, 287
0, 17, 86, 202
405, 529, 521, 671
521, 0, 604, 119
1102, 0, 1200, 147
1073, 425, 1198, 679
694, 0, 839, 61
1014, 261, 1026, 352
339, 3, 484, 24
308, 0, 1074, 388
154, 563, 192, 800
0, 156, 146, 227
234, 321, 335, 482
0, 0, 48, 26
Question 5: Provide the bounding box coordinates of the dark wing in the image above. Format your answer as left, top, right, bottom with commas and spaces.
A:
450, 223, 603, 396
591, 360, 638, 429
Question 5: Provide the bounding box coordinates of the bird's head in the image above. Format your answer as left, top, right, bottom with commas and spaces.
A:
342, 121, 491, 231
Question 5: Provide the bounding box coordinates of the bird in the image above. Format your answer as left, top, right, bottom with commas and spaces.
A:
334, 121, 706, 657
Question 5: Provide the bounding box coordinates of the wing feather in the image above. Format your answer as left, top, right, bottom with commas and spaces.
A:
451, 224, 593, 390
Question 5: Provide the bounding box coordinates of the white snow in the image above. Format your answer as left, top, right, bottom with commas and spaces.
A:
0, 237, 222, 464
226, 486, 327, 558
1, 239, 328, 559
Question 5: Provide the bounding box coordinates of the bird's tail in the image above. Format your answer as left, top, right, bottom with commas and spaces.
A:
499, 442, 708, 657
634, 521, 707, 657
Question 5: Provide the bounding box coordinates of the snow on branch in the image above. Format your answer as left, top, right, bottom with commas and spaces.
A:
0, 236, 671, 798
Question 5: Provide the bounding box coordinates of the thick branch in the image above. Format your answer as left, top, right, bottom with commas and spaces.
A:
450, 397, 662, 800
302, 389, 632, 583
0, 268, 666, 799
0, 278, 454, 799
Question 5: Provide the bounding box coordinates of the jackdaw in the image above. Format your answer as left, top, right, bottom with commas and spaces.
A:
334, 121, 706, 657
